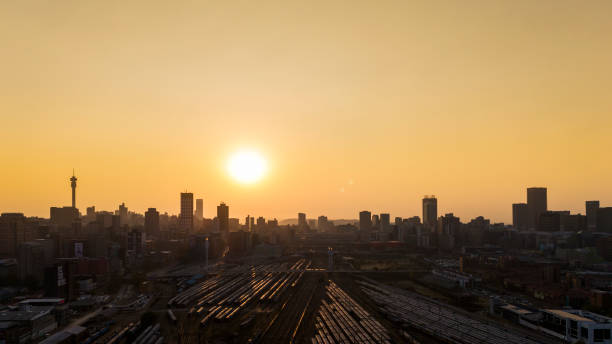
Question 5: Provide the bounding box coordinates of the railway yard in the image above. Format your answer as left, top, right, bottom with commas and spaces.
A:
66, 253, 562, 344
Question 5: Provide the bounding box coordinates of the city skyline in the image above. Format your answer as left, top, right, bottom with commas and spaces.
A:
1, 2, 611, 343
2, 1, 612, 223
3, 171, 609, 225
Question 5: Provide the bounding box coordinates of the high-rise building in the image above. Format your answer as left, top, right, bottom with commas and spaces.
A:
308, 219, 316, 229
0, 213, 36, 258
437, 213, 460, 251
395, 217, 403, 226
438, 213, 461, 235
527, 187, 547, 230
380, 213, 390, 232
538, 211, 569, 232
586, 200, 600, 230
85, 206, 96, 223
245, 215, 251, 231
70, 172, 77, 209
317, 216, 328, 232
127, 229, 145, 254
559, 213, 587, 232
50, 206, 79, 228
117, 203, 128, 226
372, 215, 380, 229
597, 207, 612, 233
144, 208, 160, 236
217, 202, 229, 235
229, 218, 241, 231
422, 196, 438, 228
359, 211, 372, 232
195, 199, 204, 221
256, 217, 266, 228
512, 203, 529, 230
298, 213, 307, 228
179, 192, 194, 232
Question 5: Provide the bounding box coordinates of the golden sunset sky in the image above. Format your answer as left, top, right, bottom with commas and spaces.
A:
1, 1, 611, 222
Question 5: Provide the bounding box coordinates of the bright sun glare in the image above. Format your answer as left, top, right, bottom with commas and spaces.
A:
227, 151, 267, 184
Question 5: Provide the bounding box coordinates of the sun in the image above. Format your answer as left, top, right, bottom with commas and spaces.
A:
227, 150, 267, 184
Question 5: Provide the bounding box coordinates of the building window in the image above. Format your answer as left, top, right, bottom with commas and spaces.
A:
581, 327, 588, 340
570, 320, 578, 338
594, 328, 611, 342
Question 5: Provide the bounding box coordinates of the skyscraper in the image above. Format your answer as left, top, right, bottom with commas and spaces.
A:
317, 216, 328, 232
180, 192, 194, 232
527, 187, 547, 230
298, 213, 307, 228
512, 203, 528, 230
195, 198, 204, 221
144, 208, 160, 236
596, 207, 612, 233
586, 200, 600, 230
359, 211, 372, 232
422, 196, 437, 228
117, 203, 128, 226
70, 171, 77, 209
217, 202, 229, 235
380, 213, 390, 232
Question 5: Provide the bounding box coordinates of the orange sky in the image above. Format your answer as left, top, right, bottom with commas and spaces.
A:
1, 1, 611, 223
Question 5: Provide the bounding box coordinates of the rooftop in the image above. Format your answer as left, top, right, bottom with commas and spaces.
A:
0, 310, 48, 321
544, 309, 612, 324
39, 326, 86, 344
501, 304, 534, 315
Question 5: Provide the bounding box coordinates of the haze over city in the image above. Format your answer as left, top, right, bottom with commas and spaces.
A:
2, 2, 612, 344
2, 1, 612, 222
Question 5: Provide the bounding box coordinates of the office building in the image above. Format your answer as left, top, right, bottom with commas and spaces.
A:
423, 196, 438, 228
0, 213, 36, 258
50, 207, 79, 228
437, 213, 460, 251
117, 203, 128, 226
560, 213, 587, 232
539, 211, 569, 232
195, 198, 204, 221
586, 201, 600, 230
359, 211, 372, 232
597, 207, 612, 233
512, 203, 529, 230
380, 213, 390, 232
438, 213, 461, 236
144, 208, 160, 236
298, 213, 307, 228
127, 229, 145, 254
317, 216, 328, 232
217, 203, 229, 235
527, 187, 547, 229
229, 230, 251, 256
179, 192, 194, 232
228, 218, 240, 232
372, 214, 380, 229
245, 215, 252, 231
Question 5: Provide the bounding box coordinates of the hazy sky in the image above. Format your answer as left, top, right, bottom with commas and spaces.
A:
1, 1, 611, 223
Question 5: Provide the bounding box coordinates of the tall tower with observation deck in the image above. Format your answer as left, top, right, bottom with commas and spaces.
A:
70, 170, 77, 208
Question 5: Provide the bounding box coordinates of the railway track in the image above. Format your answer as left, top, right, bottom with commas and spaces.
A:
259, 272, 324, 343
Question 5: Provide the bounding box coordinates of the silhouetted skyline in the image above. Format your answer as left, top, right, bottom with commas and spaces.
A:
2, 2, 612, 222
